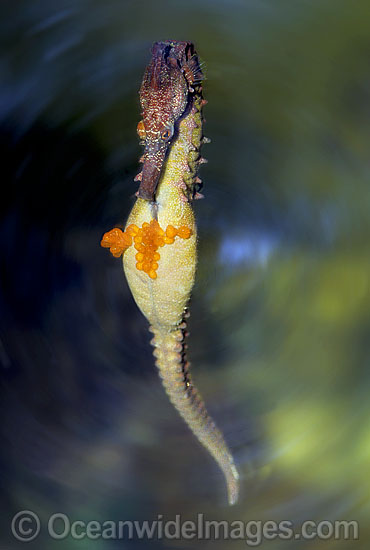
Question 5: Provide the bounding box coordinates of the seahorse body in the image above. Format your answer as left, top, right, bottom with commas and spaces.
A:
101, 41, 239, 505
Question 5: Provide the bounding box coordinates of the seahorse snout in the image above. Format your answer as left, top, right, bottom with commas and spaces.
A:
137, 141, 168, 201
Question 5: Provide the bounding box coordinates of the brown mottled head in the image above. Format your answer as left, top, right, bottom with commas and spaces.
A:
136, 41, 203, 201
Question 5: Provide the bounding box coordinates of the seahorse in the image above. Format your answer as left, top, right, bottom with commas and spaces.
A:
101, 40, 239, 505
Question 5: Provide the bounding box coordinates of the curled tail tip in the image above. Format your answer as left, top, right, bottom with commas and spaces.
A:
227, 480, 239, 506
227, 463, 240, 506
228, 490, 239, 506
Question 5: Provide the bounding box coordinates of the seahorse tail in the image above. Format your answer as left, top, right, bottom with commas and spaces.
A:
150, 322, 239, 505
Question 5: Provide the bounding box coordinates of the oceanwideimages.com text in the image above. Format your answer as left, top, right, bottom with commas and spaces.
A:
11, 511, 359, 546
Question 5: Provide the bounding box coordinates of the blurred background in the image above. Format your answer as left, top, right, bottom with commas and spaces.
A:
1, 0, 369, 548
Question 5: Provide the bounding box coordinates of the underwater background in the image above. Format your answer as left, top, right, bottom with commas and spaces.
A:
1, 0, 369, 548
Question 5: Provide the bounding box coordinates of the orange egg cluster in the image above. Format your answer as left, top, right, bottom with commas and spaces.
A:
100, 220, 192, 279
100, 227, 132, 257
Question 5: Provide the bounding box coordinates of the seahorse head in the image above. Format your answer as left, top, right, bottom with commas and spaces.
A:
136, 41, 196, 201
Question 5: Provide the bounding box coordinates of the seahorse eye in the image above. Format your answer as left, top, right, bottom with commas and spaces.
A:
161, 125, 174, 141
137, 120, 146, 140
